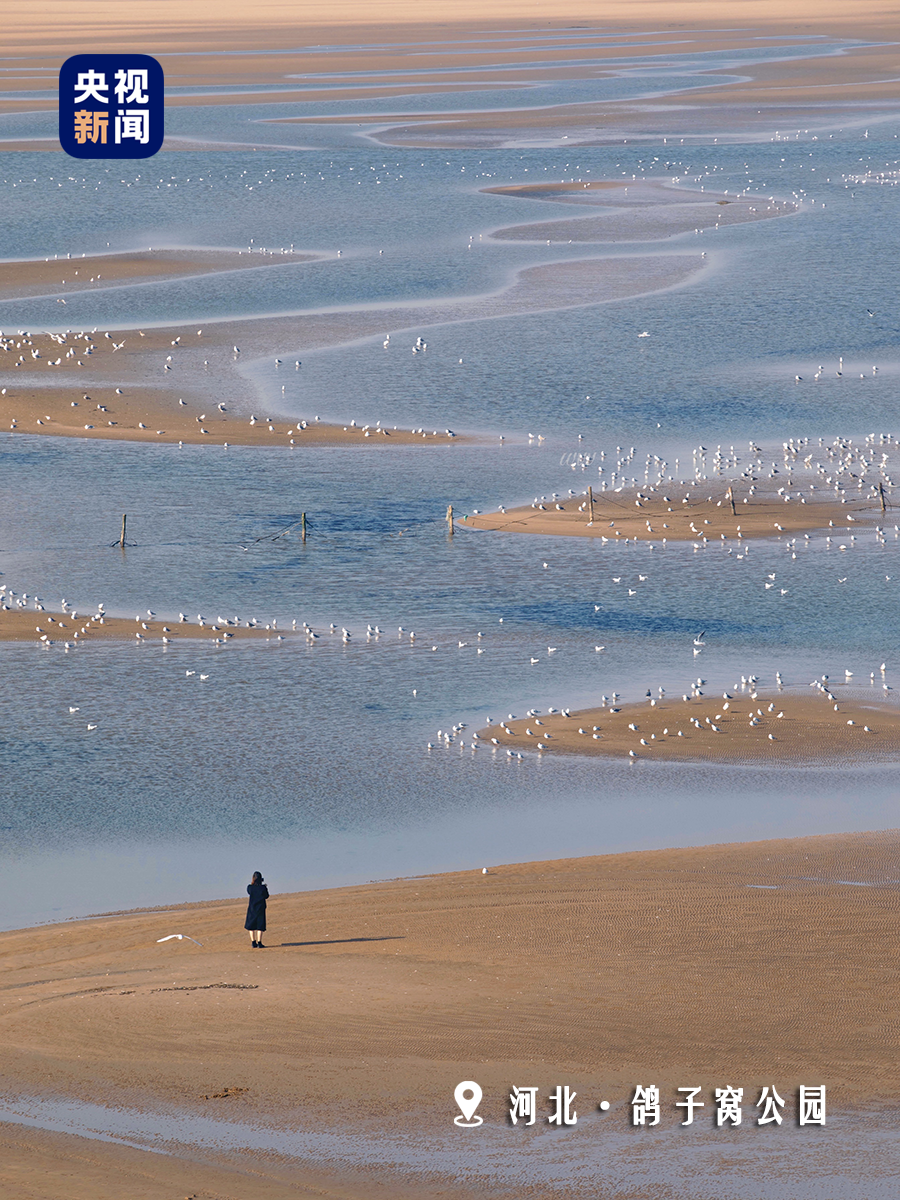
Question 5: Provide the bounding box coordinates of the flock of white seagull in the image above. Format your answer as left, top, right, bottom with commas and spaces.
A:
2, 325, 899, 766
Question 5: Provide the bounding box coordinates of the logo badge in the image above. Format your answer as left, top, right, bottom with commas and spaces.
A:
59, 54, 164, 158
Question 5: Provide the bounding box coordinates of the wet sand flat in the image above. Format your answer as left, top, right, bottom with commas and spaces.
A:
482, 179, 799, 246
0, 249, 319, 301
491, 201, 795, 244
0, 255, 702, 445
2, 3, 897, 152
1, 830, 899, 1198
5, 2, 896, 70
0, 23, 811, 116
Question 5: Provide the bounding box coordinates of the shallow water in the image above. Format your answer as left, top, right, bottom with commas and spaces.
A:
1, 31, 900, 930
1, 1091, 897, 1199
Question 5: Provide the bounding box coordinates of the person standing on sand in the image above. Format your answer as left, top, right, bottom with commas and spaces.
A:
245, 871, 269, 948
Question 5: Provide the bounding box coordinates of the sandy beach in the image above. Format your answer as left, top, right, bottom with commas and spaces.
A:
1, 829, 899, 1198
479, 688, 900, 765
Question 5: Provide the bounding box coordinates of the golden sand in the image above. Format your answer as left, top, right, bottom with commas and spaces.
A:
462, 487, 881, 543
4, 1, 897, 59
1, 4, 896, 159
0, 324, 470, 446
0, 249, 318, 300
480, 689, 900, 764
1, 829, 899, 1198
0, 379, 465, 447
0, 606, 283, 644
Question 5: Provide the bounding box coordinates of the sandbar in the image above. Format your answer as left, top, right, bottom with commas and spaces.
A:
479, 688, 900, 765
0, 376, 464, 446
484, 179, 798, 243
0, 249, 319, 301
0, 254, 703, 446
0, 605, 285, 645
462, 486, 883, 543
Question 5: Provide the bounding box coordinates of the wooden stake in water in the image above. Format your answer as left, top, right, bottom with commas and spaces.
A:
588, 486, 595, 523
116, 514, 127, 547
447, 504, 454, 536
727, 486, 736, 515
301, 512, 307, 542
879, 482, 887, 514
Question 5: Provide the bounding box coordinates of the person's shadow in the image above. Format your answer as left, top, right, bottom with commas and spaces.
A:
279, 936, 405, 947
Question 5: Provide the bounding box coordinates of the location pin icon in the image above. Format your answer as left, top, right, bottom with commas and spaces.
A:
454, 1080, 483, 1127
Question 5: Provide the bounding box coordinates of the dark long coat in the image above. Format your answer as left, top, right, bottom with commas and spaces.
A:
244, 881, 269, 931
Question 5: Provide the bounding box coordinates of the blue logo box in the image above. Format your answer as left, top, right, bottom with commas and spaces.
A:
59, 54, 164, 158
